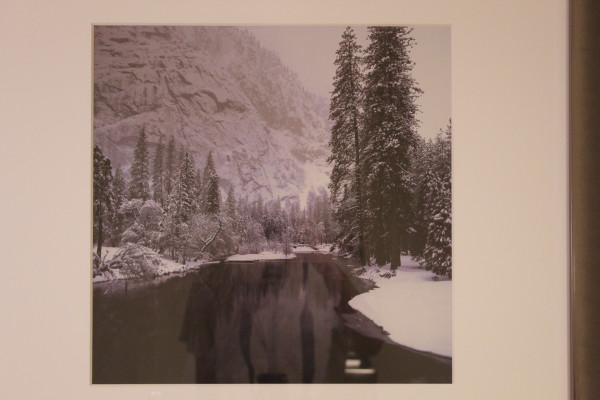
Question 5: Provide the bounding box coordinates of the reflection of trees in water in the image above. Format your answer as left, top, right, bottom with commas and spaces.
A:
180, 261, 348, 383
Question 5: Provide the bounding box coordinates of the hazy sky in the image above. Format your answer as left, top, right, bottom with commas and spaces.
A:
245, 26, 451, 140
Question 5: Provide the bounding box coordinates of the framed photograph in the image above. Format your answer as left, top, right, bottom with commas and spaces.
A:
91, 23, 452, 385
1, 0, 568, 399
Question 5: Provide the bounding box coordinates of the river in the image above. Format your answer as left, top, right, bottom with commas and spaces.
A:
92, 252, 451, 383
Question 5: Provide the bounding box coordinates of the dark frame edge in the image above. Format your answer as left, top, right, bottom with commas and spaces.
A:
570, 1, 600, 399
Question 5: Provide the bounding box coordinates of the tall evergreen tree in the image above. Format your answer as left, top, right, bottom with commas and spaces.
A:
328, 26, 367, 264
129, 129, 151, 200
422, 122, 452, 278
225, 186, 237, 219
196, 167, 204, 204
177, 144, 186, 170
362, 26, 422, 269
160, 152, 198, 259
166, 152, 198, 224
152, 136, 165, 206
109, 166, 127, 246
93, 145, 113, 257
406, 137, 430, 259
202, 151, 221, 215
164, 136, 176, 196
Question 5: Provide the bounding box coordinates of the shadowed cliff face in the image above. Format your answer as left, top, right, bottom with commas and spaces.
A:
94, 26, 331, 205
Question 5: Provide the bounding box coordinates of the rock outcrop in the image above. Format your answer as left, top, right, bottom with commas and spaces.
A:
94, 26, 331, 206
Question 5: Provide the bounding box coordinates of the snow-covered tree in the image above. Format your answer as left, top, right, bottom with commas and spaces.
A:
119, 200, 164, 249
158, 213, 188, 261
242, 219, 266, 254
96, 243, 160, 280
177, 144, 186, 171
421, 121, 452, 278
406, 139, 431, 259
328, 26, 367, 264
129, 129, 151, 200
196, 167, 204, 205
93, 145, 113, 257
262, 199, 288, 242
251, 193, 264, 222
201, 151, 221, 215
187, 214, 229, 258
152, 136, 165, 206
158, 152, 198, 259
225, 186, 237, 220
166, 152, 198, 224
312, 188, 335, 243
362, 26, 422, 269
108, 166, 127, 246
164, 136, 176, 196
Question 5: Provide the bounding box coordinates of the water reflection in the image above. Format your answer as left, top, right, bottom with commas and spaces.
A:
180, 260, 349, 383
93, 253, 451, 384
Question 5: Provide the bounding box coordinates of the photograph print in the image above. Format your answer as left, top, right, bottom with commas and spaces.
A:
92, 25, 452, 384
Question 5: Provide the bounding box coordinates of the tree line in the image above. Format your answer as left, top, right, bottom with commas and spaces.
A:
328, 26, 451, 278
93, 131, 335, 264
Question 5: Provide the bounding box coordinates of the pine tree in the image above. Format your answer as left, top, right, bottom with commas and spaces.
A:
422, 122, 452, 278
201, 151, 221, 215
406, 138, 430, 259
112, 167, 127, 209
93, 145, 113, 257
328, 26, 367, 264
177, 144, 185, 170
159, 152, 198, 260
129, 129, 151, 200
362, 26, 422, 269
164, 136, 176, 196
196, 167, 204, 204
225, 186, 237, 220
252, 193, 264, 222
166, 152, 198, 224
152, 136, 165, 206
109, 166, 127, 246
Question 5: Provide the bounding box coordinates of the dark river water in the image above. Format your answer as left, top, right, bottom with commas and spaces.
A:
93, 253, 451, 383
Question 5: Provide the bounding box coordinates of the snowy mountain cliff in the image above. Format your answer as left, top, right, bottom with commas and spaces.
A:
94, 26, 331, 206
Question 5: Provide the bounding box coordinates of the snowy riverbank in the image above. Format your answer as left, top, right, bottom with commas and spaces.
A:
349, 256, 452, 358
226, 243, 333, 261
93, 245, 335, 282
292, 243, 333, 253
93, 246, 451, 358
226, 251, 297, 262
92, 247, 208, 283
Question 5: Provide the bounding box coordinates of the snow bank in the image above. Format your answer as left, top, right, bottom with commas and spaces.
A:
316, 243, 333, 253
93, 247, 208, 283
292, 245, 318, 253
155, 257, 205, 276
226, 251, 296, 262
349, 256, 452, 357
292, 243, 333, 253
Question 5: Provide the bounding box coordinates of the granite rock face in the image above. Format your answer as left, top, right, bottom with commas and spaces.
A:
94, 26, 331, 206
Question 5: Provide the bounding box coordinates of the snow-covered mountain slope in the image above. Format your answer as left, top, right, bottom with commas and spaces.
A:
94, 26, 331, 206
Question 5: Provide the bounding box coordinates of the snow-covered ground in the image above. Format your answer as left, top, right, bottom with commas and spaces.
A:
226, 251, 297, 262
349, 256, 452, 357
292, 243, 332, 253
93, 247, 207, 283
